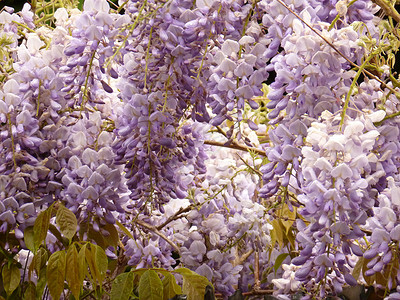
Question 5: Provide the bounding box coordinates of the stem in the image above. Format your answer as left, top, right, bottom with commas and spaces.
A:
117, 0, 130, 13
36, 81, 41, 117
143, 26, 154, 90
371, 0, 400, 23
379, 110, 400, 124
135, 219, 181, 253
238, 0, 258, 60
7, 113, 17, 170
204, 140, 266, 156
22, 250, 30, 287
235, 153, 262, 177
11, 21, 36, 33
105, 0, 148, 69
156, 205, 193, 230
196, 4, 222, 80
233, 249, 254, 266
80, 50, 97, 113
328, 0, 358, 31
340, 54, 373, 129
242, 289, 274, 296
254, 250, 261, 290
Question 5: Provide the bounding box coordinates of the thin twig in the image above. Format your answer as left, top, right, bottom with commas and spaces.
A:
233, 249, 254, 266
204, 140, 266, 156
254, 250, 261, 290
242, 289, 275, 296
235, 153, 263, 177
156, 205, 193, 230
135, 219, 181, 253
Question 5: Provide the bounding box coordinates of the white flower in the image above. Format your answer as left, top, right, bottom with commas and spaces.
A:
54, 8, 68, 25
331, 163, 353, 179
83, 0, 109, 12
367, 110, 386, 122
26, 34, 45, 54
335, 0, 348, 16
196, 0, 215, 9
221, 39, 240, 56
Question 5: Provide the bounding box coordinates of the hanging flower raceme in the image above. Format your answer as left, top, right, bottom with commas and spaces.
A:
291, 111, 386, 297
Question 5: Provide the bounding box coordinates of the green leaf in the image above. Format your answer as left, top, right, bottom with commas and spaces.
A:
270, 219, 284, 249
274, 253, 289, 275
352, 257, 363, 281
111, 272, 134, 300
85, 243, 108, 285
174, 268, 211, 300
47, 250, 66, 300
24, 226, 35, 253
78, 244, 88, 284
280, 204, 297, 235
33, 248, 48, 275
66, 245, 81, 300
77, 0, 84, 11
2, 264, 20, 296
116, 221, 135, 240
88, 226, 106, 248
162, 272, 181, 300
138, 270, 163, 300
33, 207, 52, 253
173, 268, 195, 276
56, 204, 77, 241
23, 281, 36, 300
49, 224, 69, 247
362, 258, 376, 286
103, 223, 119, 248
36, 267, 47, 299
36, 268, 47, 299
94, 244, 108, 283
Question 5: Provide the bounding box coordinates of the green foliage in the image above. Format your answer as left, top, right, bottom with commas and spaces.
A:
162, 272, 182, 300
66, 245, 80, 299
111, 272, 135, 300
77, 244, 87, 286
56, 204, 78, 241
85, 243, 108, 286
174, 268, 212, 300
23, 281, 36, 300
47, 250, 66, 300
270, 203, 297, 250
138, 270, 163, 300
77, 0, 85, 11
23, 226, 35, 254
2, 263, 20, 296
108, 268, 212, 300
274, 253, 290, 275
28, 247, 48, 279
33, 206, 52, 253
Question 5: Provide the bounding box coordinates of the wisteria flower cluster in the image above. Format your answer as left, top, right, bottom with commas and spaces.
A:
1, 0, 400, 299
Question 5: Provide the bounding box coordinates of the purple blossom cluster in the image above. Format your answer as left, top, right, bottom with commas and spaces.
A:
292, 112, 381, 296
0, 1, 128, 243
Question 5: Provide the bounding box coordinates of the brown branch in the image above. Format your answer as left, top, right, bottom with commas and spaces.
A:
235, 153, 263, 177
371, 0, 400, 23
254, 250, 261, 290
233, 248, 254, 266
135, 219, 181, 253
276, 0, 400, 98
156, 205, 193, 230
242, 289, 275, 296
204, 140, 266, 156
